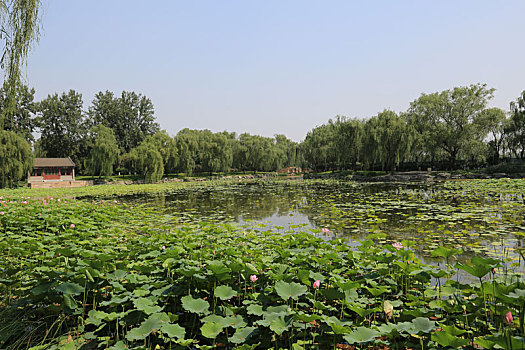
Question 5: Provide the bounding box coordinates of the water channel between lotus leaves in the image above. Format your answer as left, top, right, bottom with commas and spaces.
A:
119, 179, 525, 269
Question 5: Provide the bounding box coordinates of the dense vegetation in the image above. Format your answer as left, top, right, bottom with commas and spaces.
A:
1, 82, 525, 187
0, 179, 524, 349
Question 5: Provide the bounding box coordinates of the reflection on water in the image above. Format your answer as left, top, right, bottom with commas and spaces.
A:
118, 180, 525, 272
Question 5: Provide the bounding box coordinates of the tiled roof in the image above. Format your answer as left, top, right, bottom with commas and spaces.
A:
33, 158, 75, 167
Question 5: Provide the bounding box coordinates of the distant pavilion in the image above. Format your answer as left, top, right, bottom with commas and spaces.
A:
28, 158, 75, 183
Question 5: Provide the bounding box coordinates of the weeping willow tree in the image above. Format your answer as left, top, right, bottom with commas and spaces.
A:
86, 125, 119, 177
0, 129, 32, 187
0, 1, 41, 187
124, 140, 164, 183
0, 0, 41, 130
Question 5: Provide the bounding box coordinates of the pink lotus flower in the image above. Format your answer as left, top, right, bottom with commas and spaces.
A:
250, 275, 258, 282
69, 224, 75, 228
161, 245, 166, 250
321, 228, 330, 234
0, 212, 4, 215
313, 280, 321, 289
392, 242, 403, 250
505, 310, 513, 324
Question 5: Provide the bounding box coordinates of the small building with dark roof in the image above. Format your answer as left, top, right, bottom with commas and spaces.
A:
29, 158, 76, 183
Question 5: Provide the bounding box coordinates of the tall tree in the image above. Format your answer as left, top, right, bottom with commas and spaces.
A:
129, 140, 164, 183
199, 130, 233, 174
142, 131, 177, 174
301, 123, 337, 171
274, 134, 299, 170
506, 91, 525, 159
88, 90, 160, 153
174, 129, 199, 175
0, 0, 41, 129
365, 110, 412, 172
239, 133, 276, 172
406, 84, 494, 168
0, 129, 32, 187
86, 125, 119, 177
475, 107, 508, 164
0, 83, 36, 141
37, 90, 86, 163
331, 117, 363, 170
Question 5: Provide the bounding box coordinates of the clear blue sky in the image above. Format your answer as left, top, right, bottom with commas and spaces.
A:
26, 1, 525, 141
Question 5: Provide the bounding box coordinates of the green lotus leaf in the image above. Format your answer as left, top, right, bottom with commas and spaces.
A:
208, 261, 230, 275
247, 304, 264, 316
432, 330, 470, 347
275, 281, 307, 300
410, 317, 436, 334
108, 341, 126, 350
269, 316, 291, 335
126, 313, 170, 341
245, 263, 258, 274
161, 323, 185, 339
201, 321, 224, 339
63, 294, 77, 309
507, 289, 525, 299
343, 327, 380, 344
229, 326, 257, 344
32, 282, 54, 295
215, 285, 237, 300
202, 314, 227, 325
431, 246, 462, 259
294, 312, 321, 323
181, 295, 210, 315
56, 282, 84, 295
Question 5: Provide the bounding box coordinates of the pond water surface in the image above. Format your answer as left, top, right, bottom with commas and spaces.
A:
118, 180, 525, 271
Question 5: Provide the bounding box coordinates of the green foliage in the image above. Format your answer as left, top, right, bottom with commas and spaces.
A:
88, 90, 160, 153
406, 84, 494, 168
126, 139, 164, 183
0, 0, 41, 130
0, 83, 37, 142
274, 281, 307, 300
142, 130, 177, 173
365, 110, 412, 171
302, 122, 338, 171
0, 179, 524, 348
476, 107, 508, 164
0, 129, 32, 187
86, 125, 119, 177
198, 130, 233, 174
239, 133, 277, 172
507, 90, 525, 159
37, 90, 86, 164
214, 285, 237, 300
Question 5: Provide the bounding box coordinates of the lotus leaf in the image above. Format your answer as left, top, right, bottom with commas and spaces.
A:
200, 321, 224, 339
275, 281, 307, 300
214, 285, 237, 300
343, 327, 380, 344
181, 295, 210, 315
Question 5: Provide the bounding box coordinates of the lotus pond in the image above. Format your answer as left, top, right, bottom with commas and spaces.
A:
1, 179, 525, 349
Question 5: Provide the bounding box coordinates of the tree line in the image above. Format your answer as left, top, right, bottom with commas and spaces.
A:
0, 86, 301, 186
302, 84, 525, 172
1, 83, 525, 187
